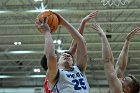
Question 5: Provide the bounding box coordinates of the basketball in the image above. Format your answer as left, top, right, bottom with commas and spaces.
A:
35, 11, 60, 33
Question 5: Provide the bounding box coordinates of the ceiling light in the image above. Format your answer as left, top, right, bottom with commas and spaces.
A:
18, 42, 21, 45
0, 75, 46, 78
14, 42, 18, 45
0, 75, 12, 78
53, 40, 62, 44
6, 51, 43, 54
33, 68, 40, 72
26, 9, 64, 13
57, 40, 61, 44
34, 0, 43, 2
14, 42, 21, 45
30, 75, 45, 78
0, 11, 10, 13
53, 40, 57, 43
9, 51, 34, 54
57, 49, 67, 53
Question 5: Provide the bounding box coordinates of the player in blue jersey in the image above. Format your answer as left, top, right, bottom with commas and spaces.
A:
92, 23, 140, 93
38, 11, 97, 93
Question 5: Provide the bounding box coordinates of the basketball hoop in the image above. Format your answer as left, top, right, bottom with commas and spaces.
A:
101, 0, 130, 7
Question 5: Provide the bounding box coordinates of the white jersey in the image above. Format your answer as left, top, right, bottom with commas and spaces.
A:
50, 66, 90, 93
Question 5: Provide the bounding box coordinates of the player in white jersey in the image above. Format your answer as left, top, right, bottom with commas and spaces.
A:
36, 11, 97, 93
51, 66, 90, 93
40, 11, 98, 93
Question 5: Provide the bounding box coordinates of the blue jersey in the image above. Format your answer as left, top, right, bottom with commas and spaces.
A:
50, 66, 90, 93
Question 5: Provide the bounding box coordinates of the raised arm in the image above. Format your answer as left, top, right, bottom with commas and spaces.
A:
69, 11, 98, 56
56, 13, 89, 72
92, 23, 114, 66
92, 23, 122, 93
36, 17, 58, 84
115, 27, 140, 78
67, 11, 98, 73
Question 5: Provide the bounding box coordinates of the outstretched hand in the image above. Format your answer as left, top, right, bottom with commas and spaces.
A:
91, 22, 105, 36
36, 15, 50, 33
51, 12, 66, 26
82, 11, 98, 23
126, 27, 140, 41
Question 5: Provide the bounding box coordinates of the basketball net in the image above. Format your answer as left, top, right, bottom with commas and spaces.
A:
101, 0, 130, 6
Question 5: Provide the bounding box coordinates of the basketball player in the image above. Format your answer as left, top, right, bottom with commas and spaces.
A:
40, 11, 98, 93
38, 11, 97, 93
92, 23, 140, 93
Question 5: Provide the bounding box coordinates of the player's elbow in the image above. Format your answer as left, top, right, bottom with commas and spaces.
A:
45, 53, 57, 62
77, 35, 86, 44
104, 57, 113, 63
81, 36, 86, 46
